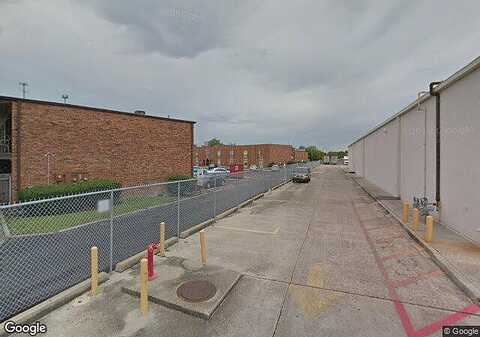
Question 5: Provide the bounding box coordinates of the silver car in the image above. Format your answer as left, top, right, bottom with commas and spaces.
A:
292, 167, 311, 183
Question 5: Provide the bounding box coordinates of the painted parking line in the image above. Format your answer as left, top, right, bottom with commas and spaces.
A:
214, 225, 279, 235
391, 270, 444, 289
352, 199, 480, 337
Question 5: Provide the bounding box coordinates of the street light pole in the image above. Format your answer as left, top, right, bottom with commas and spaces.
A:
44, 152, 56, 185
19, 82, 28, 99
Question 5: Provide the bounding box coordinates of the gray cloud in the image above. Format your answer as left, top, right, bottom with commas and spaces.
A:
0, 0, 479, 149
80, 0, 258, 58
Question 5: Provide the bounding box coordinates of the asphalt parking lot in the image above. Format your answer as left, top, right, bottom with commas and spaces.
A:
6, 165, 480, 337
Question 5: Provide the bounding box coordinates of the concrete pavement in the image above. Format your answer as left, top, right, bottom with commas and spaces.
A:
16, 165, 480, 337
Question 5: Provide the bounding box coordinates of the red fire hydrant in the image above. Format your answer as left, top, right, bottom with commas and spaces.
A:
146, 243, 158, 281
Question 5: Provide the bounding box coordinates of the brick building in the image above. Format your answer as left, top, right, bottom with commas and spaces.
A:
294, 149, 308, 162
0, 96, 195, 203
194, 144, 307, 168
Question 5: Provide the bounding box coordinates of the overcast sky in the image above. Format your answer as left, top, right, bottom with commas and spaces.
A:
1, 1, 479, 149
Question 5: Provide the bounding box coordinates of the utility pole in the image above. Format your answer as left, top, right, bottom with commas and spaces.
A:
19, 82, 28, 99
62, 94, 69, 104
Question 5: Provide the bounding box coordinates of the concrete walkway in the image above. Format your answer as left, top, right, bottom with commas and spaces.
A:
351, 173, 480, 301
23, 166, 480, 337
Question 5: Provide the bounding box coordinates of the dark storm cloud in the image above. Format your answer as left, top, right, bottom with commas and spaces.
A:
81, 0, 257, 58
1, 0, 479, 149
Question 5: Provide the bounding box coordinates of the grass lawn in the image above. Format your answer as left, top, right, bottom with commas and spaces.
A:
4, 195, 174, 235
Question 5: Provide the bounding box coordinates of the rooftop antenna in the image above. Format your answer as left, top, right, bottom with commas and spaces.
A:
19, 82, 28, 99
62, 94, 69, 104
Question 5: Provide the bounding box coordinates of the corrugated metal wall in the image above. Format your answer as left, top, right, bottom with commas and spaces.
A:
440, 68, 480, 242
349, 59, 480, 243
364, 118, 400, 197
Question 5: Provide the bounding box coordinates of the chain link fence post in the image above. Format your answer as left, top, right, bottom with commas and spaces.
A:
109, 190, 114, 273
213, 177, 217, 219
177, 181, 181, 239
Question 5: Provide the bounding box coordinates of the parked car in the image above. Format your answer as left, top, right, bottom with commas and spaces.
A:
193, 166, 202, 177
271, 164, 280, 171
207, 167, 230, 175
292, 167, 311, 183
197, 168, 226, 188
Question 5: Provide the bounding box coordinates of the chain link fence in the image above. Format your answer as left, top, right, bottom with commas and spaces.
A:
0, 162, 320, 322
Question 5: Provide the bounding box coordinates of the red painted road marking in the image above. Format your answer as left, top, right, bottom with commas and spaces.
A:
391, 270, 444, 289
414, 304, 480, 337
351, 199, 478, 337
381, 248, 421, 262
364, 225, 386, 231
353, 200, 417, 337
375, 234, 406, 244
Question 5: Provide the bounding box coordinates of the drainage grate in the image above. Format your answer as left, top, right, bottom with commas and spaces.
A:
177, 280, 217, 303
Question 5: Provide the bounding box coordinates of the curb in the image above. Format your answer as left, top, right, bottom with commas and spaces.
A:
179, 219, 216, 239
350, 175, 480, 304
179, 181, 291, 240
115, 237, 178, 272
215, 207, 240, 221
271, 179, 291, 191
0, 273, 109, 335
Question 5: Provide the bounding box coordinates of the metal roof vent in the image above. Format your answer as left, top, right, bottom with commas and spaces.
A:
134, 110, 146, 115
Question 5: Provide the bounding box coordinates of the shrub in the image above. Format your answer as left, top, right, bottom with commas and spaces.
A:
167, 175, 192, 182
18, 180, 121, 202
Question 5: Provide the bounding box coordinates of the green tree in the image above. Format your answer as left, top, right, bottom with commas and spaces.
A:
207, 138, 223, 146
305, 146, 325, 161
327, 150, 347, 158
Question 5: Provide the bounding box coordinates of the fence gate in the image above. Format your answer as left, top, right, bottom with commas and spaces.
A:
0, 174, 11, 204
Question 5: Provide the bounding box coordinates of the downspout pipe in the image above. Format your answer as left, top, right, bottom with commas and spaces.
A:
429, 81, 442, 206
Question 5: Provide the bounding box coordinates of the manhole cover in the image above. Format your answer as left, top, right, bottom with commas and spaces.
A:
177, 280, 217, 303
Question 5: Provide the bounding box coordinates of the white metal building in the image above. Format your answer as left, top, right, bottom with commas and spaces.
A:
348, 56, 480, 243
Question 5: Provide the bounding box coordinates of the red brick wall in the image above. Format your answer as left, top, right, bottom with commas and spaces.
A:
194, 144, 294, 168
11, 101, 193, 198
294, 149, 308, 162
265, 145, 294, 165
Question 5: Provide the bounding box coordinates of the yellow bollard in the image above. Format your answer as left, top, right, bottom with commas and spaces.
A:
412, 208, 420, 231
402, 203, 410, 224
200, 230, 207, 265
140, 258, 148, 314
90, 247, 98, 296
159, 222, 165, 257
425, 216, 434, 243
